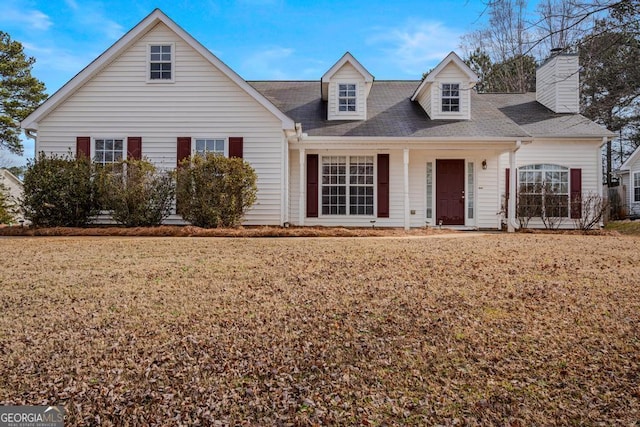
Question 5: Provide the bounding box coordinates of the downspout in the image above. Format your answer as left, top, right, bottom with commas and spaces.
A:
25, 129, 37, 157
507, 140, 522, 232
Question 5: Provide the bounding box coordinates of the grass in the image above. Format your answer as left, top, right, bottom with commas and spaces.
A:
0, 234, 639, 425
605, 219, 640, 235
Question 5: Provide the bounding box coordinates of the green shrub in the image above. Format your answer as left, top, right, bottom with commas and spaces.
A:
175, 154, 257, 228
0, 181, 15, 224
96, 159, 175, 227
22, 152, 98, 227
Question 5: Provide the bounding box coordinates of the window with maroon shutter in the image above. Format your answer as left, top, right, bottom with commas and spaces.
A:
127, 137, 142, 160
377, 154, 389, 218
570, 168, 582, 219
176, 137, 191, 167
76, 136, 90, 159
306, 154, 318, 217
229, 137, 243, 158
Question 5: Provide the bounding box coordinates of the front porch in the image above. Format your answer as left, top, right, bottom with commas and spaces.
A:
288, 139, 525, 230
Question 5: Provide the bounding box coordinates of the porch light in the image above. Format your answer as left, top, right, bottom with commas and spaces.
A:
482, 159, 487, 170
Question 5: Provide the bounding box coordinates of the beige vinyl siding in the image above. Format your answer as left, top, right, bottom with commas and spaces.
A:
327, 63, 368, 121
499, 139, 602, 228
430, 63, 471, 120
535, 55, 579, 114
36, 22, 286, 225
414, 82, 433, 119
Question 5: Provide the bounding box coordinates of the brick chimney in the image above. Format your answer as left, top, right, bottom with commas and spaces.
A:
536, 51, 579, 113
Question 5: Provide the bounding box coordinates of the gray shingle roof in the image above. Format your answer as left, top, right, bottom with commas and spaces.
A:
249, 80, 612, 139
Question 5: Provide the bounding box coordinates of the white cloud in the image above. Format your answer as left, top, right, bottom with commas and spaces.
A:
241, 47, 294, 80
67, 3, 125, 40
64, 0, 79, 10
367, 20, 463, 77
0, 6, 52, 31
22, 42, 93, 74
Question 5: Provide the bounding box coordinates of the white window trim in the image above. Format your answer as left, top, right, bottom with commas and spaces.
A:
425, 161, 434, 223
518, 164, 571, 218
318, 154, 376, 217
336, 82, 358, 115
192, 137, 228, 157
440, 82, 461, 114
633, 171, 640, 203
467, 161, 475, 221
91, 136, 127, 164
146, 43, 175, 84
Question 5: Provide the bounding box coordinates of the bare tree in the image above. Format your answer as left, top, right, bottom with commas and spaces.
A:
573, 192, 609, 230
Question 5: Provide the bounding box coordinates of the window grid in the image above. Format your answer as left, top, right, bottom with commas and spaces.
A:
467, 162, 474, 219
441, 83, 460, 112
634, 172, 640, 202
338, 83, 357, 112
321, 156, 374, 216
322, 156, 347, 215
150, 45, 172, 80
426, 162, 433, 219
195, 139, 225, 157
349, 156, 374, 215
94, 138, 124, 165
518, 164, 569, 218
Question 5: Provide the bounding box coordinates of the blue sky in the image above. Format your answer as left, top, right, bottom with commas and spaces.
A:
2, 0, 494, 165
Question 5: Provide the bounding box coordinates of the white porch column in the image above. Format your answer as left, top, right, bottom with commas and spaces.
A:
299, 148, 305, 226
403, 148, 410, 230
507, 142, 520, 232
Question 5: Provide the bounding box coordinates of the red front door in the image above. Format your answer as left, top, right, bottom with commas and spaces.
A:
436, 159, 465, 225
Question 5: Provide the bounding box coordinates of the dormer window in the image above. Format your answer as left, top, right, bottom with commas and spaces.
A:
441, 83, 460, 112
338, 83, 357, 112
148, 44, 173, 82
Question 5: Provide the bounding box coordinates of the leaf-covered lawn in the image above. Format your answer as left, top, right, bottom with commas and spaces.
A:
1, 234, 639, 425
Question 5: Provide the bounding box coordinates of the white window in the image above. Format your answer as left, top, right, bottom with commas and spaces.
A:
195, 138, 225, 157
321, 155, 374, 215
467, 162, 474, 219
634, 172, 640, 202
426, 162, 433, 219
441, 83, 460, 112
94, 138, 124, 165
518, 164, 569, 217
149, 44, 173, 81
338, 83, 357, 112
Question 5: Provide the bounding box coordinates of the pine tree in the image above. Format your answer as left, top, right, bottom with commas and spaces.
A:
0, 31, 47, 155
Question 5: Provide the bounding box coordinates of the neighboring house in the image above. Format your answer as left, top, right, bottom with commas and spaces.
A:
21, 9, 613, 230
0, 169, 24, 223
618, 146, 640, 218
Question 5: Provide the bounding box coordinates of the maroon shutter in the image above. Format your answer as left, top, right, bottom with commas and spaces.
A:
377, 154, 390, 218
76, 136, 90, 159
229, 137, 243, 158
177, 137, 191, 167
505, 168, 510, 216
127, 137, 142, 160
570, 168, 582, 219
306, 154, 319, 218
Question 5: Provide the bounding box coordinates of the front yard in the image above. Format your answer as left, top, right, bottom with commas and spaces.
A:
1, 234, 639, 425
